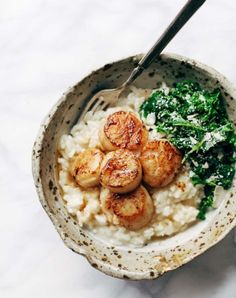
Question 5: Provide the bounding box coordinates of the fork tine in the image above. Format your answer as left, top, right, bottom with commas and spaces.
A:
91, 98, 104, 114
94, 100, 109, 113
103, 103, 110, 111
86, 96, 100, 113
79, 87, 122, 121
79, 95, 100, 119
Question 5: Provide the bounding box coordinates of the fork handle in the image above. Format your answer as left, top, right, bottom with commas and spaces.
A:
124, 0, 206, 86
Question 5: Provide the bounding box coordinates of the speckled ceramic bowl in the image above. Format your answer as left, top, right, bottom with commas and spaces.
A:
32, 53, 236, 280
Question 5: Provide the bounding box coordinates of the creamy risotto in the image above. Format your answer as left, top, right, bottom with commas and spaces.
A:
58, 86, 204, 247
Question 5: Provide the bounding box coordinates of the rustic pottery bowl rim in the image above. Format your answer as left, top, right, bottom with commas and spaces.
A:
32, 52, 236, 280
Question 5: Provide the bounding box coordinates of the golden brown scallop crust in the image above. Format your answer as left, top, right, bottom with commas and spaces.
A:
140, 140, 182, 188
100, 185, 154, 230
100, 111, 148, 151
70, 148, 104, 188
100, 149, 142, 193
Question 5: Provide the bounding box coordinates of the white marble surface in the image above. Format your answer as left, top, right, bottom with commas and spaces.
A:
1, 0, 236, 297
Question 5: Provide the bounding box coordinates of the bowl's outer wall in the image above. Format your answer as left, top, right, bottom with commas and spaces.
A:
32, 53, 236, 280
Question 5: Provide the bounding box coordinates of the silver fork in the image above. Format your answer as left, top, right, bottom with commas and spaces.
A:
80, 0, 206, 120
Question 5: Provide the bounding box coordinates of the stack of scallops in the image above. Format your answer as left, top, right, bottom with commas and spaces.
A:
70, 111, 182, 231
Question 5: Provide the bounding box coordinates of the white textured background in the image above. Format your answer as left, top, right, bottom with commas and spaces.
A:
1, 0, 236, 297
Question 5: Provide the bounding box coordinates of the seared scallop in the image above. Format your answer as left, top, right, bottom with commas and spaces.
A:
140, 140, 182, 188
100, 149, 142, 193
99, 111, 148, 151
70, 148, 104, 188
100, 185, 154, 230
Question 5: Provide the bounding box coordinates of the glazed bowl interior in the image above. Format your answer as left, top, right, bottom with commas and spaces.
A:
32, 53, 236, 280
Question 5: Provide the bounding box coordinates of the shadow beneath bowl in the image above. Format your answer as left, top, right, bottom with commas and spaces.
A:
125, 230, 236, 298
